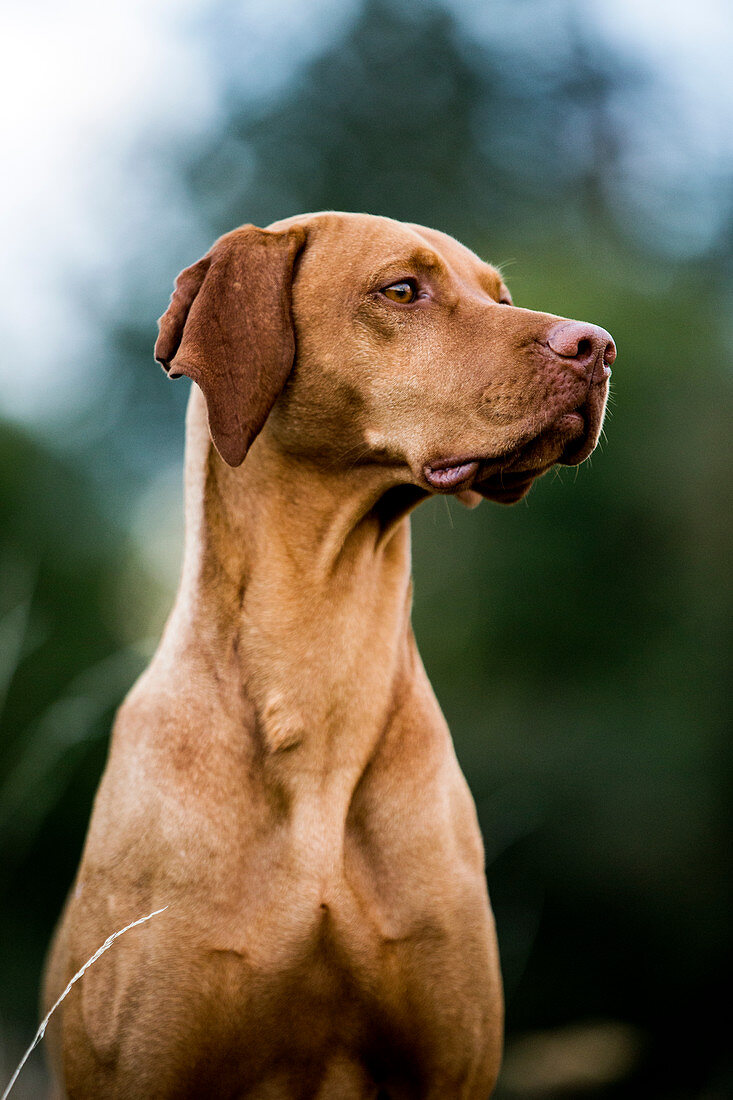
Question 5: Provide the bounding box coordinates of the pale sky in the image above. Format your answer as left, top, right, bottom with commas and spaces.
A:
0, 0, 731, 423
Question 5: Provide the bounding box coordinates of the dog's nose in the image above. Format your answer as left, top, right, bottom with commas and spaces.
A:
547, 321, 616, 374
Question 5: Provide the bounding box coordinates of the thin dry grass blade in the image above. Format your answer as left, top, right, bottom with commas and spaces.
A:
1, 906, 168, 1100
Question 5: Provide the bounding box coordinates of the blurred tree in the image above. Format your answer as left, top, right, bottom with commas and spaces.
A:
0, 425, 146, 1031
185, 0, 637, 242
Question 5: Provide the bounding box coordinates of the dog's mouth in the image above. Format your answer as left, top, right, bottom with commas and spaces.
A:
424, 380, 608, 505
424, 458, 547, 506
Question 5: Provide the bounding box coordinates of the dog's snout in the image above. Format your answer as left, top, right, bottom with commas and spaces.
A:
547, 321, 616, 374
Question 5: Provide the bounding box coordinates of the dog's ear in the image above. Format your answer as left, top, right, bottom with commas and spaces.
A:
155, 225, 306, 467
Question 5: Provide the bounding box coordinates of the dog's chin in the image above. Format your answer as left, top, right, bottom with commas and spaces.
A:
472, 469, 543, 504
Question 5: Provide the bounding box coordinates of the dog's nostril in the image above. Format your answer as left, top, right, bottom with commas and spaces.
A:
547, 321, 616, 374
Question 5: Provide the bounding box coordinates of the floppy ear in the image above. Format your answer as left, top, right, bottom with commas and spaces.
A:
155, 224, 306, 466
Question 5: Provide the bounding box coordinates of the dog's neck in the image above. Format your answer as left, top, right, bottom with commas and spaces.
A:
162, 390, 418, 785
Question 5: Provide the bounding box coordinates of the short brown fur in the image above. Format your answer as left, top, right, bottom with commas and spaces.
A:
44, 212, 614, 1098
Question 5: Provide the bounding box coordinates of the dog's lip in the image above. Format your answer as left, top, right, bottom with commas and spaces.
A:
423, 383, 608, 493
423, 455, 545, 496
423, 413, 583, 488
423, 458, 480, 490
422, 419, 585, 495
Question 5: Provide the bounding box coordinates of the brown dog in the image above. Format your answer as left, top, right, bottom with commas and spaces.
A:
43, 212, 614, 1098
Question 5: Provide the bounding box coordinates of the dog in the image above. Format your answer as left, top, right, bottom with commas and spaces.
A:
43, 212, 614, 1098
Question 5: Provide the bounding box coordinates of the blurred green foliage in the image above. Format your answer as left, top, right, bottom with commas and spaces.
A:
1, 0, 731, 1094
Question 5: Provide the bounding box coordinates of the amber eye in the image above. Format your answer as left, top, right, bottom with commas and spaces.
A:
382, 280, 418, 304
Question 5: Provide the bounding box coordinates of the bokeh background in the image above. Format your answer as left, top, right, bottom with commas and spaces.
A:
1, 0, 731, 1095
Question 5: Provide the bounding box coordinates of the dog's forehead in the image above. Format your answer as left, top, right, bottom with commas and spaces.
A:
270, 211, 504, 291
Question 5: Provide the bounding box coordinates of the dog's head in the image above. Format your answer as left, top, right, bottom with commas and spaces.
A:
156, 213, 614, 504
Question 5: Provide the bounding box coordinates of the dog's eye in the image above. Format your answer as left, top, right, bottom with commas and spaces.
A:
382, 280, 418, 304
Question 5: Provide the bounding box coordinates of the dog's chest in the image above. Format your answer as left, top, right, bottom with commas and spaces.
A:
164, 810, 431, 1071
207, 792, 421, 969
